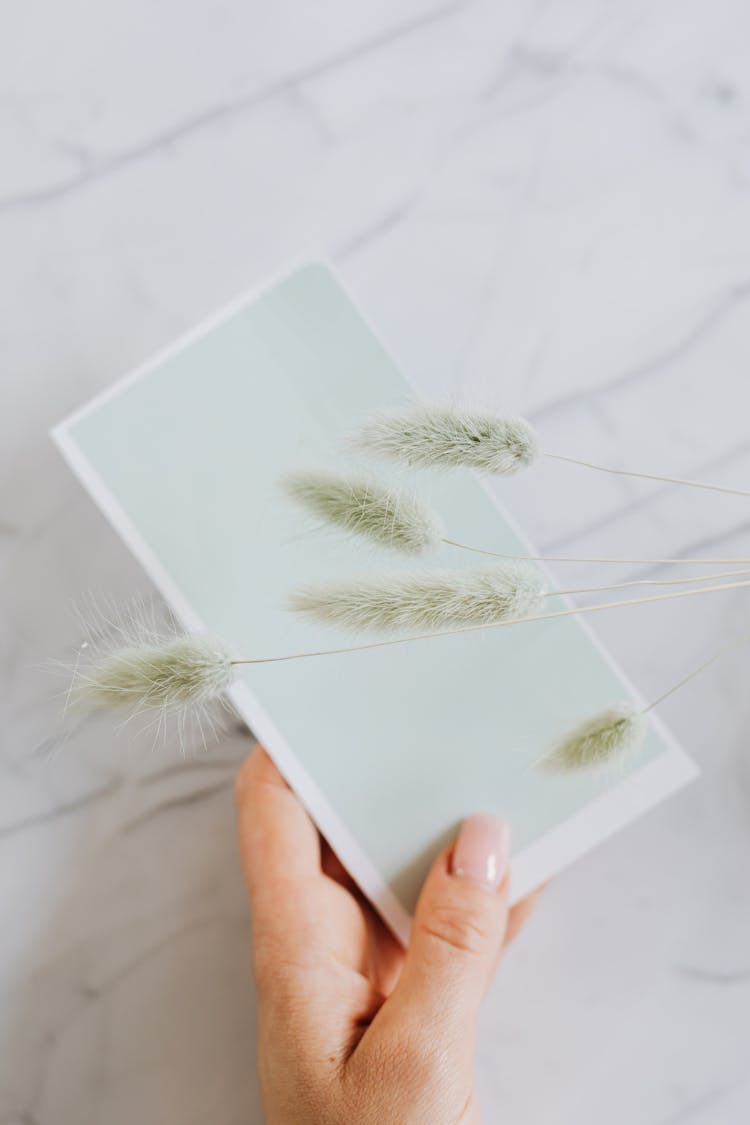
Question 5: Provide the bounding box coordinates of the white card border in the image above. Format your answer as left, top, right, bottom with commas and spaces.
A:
51, 259, 698, 946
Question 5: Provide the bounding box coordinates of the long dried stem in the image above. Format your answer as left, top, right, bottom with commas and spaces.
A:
549, 567, 750, 597
231, 576, 750, 666
544, 452, 750, 498
442, 538, 750, 567
643, 631, 750, 713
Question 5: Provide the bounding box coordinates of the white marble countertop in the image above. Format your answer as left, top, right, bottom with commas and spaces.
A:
3, 2, 750, 1122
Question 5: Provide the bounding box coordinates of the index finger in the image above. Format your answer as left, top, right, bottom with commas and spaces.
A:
235, 745, 325, 950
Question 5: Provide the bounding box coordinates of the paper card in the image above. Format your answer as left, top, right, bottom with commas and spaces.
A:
52, 262, 697, 944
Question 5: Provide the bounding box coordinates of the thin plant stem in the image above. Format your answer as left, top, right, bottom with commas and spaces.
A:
441, 538, 750, 566
549, 567, 750, 598
230, 577, 750, 666
544, 452, 750, 498
643, 631, 750, 714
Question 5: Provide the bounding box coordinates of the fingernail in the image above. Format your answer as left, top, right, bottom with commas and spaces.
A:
452, 814, 510, 891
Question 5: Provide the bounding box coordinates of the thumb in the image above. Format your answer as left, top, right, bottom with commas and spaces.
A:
383, 815, 511, 1062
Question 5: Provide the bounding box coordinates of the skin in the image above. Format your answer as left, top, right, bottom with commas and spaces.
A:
235, 746, 539, 1125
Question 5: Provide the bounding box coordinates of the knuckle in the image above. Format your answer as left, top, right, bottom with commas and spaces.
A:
361, 1027, 448, 1092
395, 1032, 447, 1081
252, 948, 302, 1013
251, 939, 319, 1007
417, 900, 494, 957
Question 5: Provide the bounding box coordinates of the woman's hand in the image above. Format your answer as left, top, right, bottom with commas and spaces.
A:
235, 746, 538, 1125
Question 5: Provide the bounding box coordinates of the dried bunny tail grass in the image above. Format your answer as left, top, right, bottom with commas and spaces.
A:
353, 404, 539, 475
76, 633, 234, 710
289, 564, 545, 633
541, 704, 646, 773
283, 468, 443, 555
53, 598, 238, 753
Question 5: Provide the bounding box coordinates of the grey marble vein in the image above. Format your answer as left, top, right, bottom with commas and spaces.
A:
119, 778, 233, 833
0, 781, 121, 840
527, 279, 750, 424
676, 965, 750, 985
336, 193, 423, 258
0, 1, 464, 214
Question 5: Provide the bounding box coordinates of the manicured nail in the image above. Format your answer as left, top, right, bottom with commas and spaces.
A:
452, 814, 510, 891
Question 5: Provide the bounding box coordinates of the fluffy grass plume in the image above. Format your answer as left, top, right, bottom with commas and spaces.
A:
77, 633, 234, 711
290, 563, 545, 632
542, 703, 646, 772
284, 468, 443, 555
354, 404, 539, 475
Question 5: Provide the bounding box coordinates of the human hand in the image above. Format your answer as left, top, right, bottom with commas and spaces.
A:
235, 746, 539, 1125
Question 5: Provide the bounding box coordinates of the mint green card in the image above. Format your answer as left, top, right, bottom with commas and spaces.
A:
53, 263, 696, 943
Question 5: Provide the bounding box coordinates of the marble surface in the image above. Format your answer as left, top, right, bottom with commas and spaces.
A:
3, 1, 750, 1121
